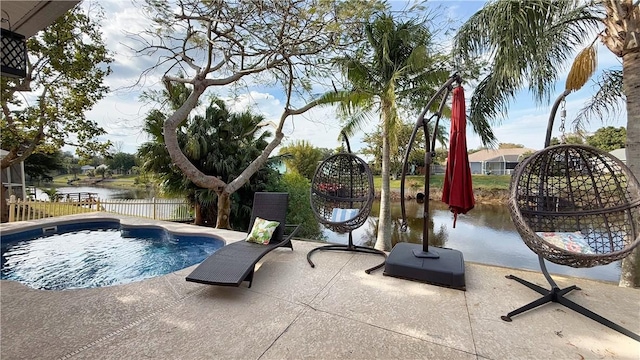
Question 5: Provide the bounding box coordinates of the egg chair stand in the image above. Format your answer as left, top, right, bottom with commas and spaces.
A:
307, 133, 386, 274
504, 90, 640, 342
307, 232, 387, 274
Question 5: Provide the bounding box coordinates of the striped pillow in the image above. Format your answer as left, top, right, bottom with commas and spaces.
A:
331, 208, 359, 222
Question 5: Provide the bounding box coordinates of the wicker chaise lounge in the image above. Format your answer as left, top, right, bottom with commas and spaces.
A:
186, 192, 300, 288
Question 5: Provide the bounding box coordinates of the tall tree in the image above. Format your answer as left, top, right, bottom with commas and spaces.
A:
361, 121, 433, 177
0, 5, 113, 169
453, 0, 640, 286
586, 126, 627, 151
318, 13, 492, 251
105, 152, 137, 175
134, 0, 383, 228
278, 140, 325, 180
23, 151, 64, 184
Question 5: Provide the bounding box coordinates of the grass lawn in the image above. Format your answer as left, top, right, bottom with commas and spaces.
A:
49, 174, 143, 188
45, 173, 510, 192
374, 174, 511, 191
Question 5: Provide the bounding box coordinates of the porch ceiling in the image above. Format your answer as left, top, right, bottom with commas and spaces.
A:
1, 1, 79, 38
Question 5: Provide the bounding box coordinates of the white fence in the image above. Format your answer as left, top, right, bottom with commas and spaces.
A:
6, 195, 193, 223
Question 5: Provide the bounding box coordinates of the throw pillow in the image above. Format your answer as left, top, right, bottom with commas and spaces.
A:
331, 208, 359, 222
536, 231, 595, 254
246, 217, 280, 245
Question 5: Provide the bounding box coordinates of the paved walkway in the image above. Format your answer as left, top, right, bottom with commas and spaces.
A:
1, 216, 639, 359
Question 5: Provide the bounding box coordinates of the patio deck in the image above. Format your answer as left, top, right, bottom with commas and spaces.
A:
1, 218, 639, 359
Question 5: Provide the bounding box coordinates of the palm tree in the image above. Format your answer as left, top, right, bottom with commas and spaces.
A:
453, 0, 640, 286
321, 13, 491, 251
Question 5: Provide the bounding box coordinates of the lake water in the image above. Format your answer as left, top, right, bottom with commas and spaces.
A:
323, 200, 621, 283
34, 186, 153, 201
37, 185, 620, 283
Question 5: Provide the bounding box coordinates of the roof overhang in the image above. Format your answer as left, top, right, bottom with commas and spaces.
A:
1, 1, 79, 78
1, 1, 80, 38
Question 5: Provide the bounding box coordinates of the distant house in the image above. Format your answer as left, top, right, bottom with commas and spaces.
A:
467, 148, 536, 175
609, 148, 627, 164
81, 165, 95, 174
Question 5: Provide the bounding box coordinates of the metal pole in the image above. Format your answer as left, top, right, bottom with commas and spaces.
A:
399, 74, 461, 256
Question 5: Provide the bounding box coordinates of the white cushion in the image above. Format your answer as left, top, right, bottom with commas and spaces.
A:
331, 208, 359, 222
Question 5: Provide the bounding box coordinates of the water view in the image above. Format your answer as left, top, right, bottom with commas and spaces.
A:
34, 185, 154, 201
323, 200, 621, 283
37, 185, 620, 283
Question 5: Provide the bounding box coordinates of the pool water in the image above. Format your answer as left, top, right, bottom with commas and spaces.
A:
1, 223, 223, 290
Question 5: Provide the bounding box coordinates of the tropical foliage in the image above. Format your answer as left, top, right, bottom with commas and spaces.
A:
138, 83, 279, 229
361, 121, 436, 176
278, 141, 332, 180
23, 151, 64, 184
267, 171, 324, 240
586, 126, 627, 151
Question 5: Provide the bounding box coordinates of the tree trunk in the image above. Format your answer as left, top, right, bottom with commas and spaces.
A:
619, 49, 640, 288
216, 190, 232, 229
194, 202, 204, 226
375, 124, 393, 251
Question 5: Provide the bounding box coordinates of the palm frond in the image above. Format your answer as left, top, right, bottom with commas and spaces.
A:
572, 69, 624, 131
341, 108, 376, 138
452, 0, 601, 143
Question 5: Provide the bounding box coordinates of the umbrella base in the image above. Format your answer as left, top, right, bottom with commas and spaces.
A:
383, 243, 465, 290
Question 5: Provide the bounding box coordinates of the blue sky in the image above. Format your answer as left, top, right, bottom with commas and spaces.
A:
81, 0, 624, 155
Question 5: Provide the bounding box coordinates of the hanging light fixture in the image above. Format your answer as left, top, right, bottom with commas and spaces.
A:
1, 28, 27, 78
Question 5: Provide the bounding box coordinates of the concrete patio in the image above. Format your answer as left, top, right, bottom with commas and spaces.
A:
1, 234, 639, 359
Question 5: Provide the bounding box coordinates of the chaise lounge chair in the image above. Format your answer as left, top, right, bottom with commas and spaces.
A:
186, 192, 300, 288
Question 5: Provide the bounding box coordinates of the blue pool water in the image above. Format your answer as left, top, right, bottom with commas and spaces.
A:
1, 221, 224, 290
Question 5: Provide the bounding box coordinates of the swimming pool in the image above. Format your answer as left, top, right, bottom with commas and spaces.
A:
1, 219, 224, 290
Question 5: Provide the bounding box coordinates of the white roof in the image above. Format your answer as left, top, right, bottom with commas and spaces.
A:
609, 148, 626, 161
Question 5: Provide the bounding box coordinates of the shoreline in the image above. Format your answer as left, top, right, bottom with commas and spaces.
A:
52, 179, 511, 205
381, 188, 509, 205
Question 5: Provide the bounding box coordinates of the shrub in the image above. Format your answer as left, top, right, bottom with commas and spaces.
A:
268, 172, 324, 240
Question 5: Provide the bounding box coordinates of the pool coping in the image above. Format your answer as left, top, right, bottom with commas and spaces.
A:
0, 212, 248, 245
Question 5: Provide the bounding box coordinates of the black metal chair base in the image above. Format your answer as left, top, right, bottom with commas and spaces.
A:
307, 234, 387, 274
502, 273, 640, 342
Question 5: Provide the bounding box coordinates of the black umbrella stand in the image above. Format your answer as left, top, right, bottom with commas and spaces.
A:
383, 74, 466, 290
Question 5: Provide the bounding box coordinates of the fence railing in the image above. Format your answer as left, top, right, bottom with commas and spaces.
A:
6, 195, 194, 223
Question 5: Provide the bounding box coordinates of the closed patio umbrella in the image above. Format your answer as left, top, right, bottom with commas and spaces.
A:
442, 86, 474, 227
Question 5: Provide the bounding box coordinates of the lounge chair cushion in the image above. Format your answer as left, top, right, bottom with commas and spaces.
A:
536, 231, 595, 254
246, 217, 280, 245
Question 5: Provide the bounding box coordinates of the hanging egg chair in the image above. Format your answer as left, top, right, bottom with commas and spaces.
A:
309, 153, 374, 234
503, 91, 640, 342
509, 144, 640, 268
307, 134, 386, 274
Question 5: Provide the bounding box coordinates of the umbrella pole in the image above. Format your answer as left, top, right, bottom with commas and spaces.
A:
384, 74, 466, 290
415, 115, 439, 257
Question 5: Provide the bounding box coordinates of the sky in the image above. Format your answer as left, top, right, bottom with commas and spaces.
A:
73, 0, 624, 156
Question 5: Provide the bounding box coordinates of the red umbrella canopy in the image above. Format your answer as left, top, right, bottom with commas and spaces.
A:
442, 86, 474, 228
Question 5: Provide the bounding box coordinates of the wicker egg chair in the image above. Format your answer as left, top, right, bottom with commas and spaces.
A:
307, 136, 386, 274
504, 91, 640, 341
